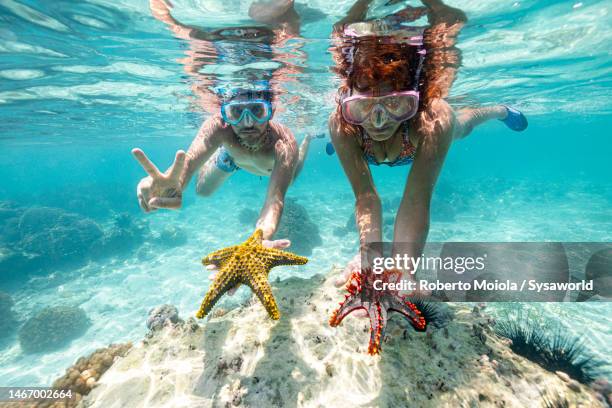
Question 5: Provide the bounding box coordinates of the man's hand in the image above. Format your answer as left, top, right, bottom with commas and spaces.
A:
207, 238, 291, 296
132, 148, 186, 213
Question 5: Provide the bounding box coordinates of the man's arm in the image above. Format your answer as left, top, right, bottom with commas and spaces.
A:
179, 116, 224, 190
256, 126, 298, 240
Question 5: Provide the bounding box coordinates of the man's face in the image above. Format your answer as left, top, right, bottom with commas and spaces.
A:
226, 94, 271, 142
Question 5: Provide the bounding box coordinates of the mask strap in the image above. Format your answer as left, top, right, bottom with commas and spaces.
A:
413, 47, 426, 91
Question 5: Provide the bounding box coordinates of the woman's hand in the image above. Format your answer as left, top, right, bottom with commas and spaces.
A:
132, 148, 186, 213
335, 253, 361, 287
334, 253, 369, 318
207, 238, 292, 296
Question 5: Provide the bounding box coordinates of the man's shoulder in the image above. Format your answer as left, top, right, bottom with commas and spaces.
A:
269, 120, 292, 136
268, 121, 296, 146
200, 115, 232, 138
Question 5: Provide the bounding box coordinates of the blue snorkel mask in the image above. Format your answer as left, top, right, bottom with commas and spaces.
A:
217, 83, 273, 126
221, 98, 273, 126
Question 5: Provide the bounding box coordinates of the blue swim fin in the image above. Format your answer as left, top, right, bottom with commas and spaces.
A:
500, 105, 528, 132
326, 142, 335, 156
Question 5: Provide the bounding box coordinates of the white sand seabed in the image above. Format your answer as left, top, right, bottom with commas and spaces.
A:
81, 268, 605, 408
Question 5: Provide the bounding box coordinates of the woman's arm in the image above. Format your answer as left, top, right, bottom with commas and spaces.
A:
392, 99, 454, 269
329, 115, 382, 250
256, 126, 299, 240
179, 116, 224, 190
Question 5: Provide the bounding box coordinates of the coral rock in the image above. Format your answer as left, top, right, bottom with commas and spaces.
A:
18, 305, 91, 353
146, 304, 180, 331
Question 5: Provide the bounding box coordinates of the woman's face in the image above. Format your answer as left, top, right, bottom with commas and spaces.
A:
353, 81, 403, 141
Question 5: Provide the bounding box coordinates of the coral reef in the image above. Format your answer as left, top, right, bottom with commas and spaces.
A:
197, 229, 308, 320
18, 207, 103, 266
275, 198, 322, 256
146, 304, 181, 331
0, 206, 156, 284
0, 207, 103, 280
18, 343, 134, 408
18, 306, 91, 354
79, 268, 606, 407
92, 213, 149, 257
0, 291, 18, 341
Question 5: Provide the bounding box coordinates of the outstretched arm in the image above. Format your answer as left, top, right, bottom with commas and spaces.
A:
179, 116, 225, 190
256, 126, 299, 240
392, 99, 453, 270
329, 116, 382, 250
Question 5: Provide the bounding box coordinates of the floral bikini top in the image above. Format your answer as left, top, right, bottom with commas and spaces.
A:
360, 123, 417, 167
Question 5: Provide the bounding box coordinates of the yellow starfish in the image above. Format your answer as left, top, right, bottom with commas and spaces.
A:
196, 229, 308, 320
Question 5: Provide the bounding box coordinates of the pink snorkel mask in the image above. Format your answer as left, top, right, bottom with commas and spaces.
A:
340, 90, 420, 125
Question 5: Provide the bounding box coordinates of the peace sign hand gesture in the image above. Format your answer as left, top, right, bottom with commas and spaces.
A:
132, 148, 186, 213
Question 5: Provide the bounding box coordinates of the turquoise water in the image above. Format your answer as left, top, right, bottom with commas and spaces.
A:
0, 0, 611, 387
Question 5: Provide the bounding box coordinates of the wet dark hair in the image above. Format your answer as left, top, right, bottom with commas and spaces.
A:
333, 40, 425, 95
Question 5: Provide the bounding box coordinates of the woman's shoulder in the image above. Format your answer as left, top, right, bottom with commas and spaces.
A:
328, 112, 362, 141
415, 98, 455, 137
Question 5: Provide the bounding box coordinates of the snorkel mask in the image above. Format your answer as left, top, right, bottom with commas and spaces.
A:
217, 83, 273, 126
221, 98, 273, 126
340, 90, 420, 125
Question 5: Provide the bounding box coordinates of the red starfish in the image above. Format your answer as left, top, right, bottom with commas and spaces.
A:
329, 268, 426, 355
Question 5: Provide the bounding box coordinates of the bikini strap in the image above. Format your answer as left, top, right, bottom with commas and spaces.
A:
359, 127, 374, 155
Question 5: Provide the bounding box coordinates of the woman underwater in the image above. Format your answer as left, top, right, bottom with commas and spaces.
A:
329, 0, 528, 285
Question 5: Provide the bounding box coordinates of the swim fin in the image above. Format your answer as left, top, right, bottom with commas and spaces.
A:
500, 105, 528, 132
326, 142, 335, 156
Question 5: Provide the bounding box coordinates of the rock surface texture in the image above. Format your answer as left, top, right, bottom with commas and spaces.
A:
79, 269, 605, 408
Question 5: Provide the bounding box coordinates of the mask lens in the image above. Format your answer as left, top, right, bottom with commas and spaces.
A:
244, 102, 267, 120
342, 98, 373, 124
222, 100, 271, 125
341, 92, 419, 124
381, 94, 418, 120
228, 104, 245, 121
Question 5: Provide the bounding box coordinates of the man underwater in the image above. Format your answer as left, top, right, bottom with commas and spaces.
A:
132, 86, 316, 241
